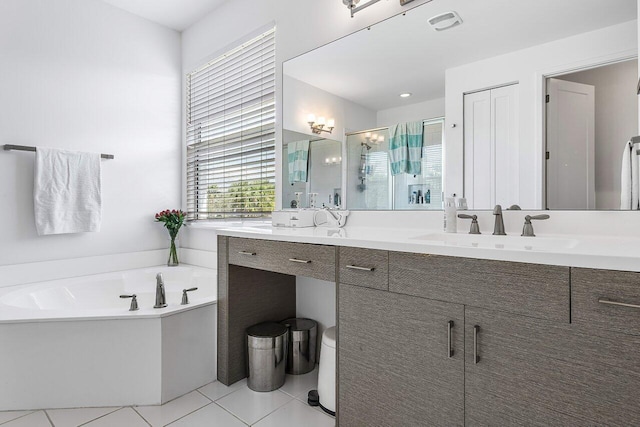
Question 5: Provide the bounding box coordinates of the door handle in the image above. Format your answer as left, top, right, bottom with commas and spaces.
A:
473, 325, 480, 364
288, 258, 311, 264
447, 321, 454, 358
238, 251, 256, 256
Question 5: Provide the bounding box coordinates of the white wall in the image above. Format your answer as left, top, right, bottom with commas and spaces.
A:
0, 0, 181, 270
377, 97, 445, 127
445, 20, 637, 208
557, 60, 638, 210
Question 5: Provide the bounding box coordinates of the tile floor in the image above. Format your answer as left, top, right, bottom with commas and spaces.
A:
0, 368, 334, 427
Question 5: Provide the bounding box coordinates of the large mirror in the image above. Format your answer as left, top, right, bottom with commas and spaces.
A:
282, 0, 638, 210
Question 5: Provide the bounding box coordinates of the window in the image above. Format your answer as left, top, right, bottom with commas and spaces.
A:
186, 27, 276, 220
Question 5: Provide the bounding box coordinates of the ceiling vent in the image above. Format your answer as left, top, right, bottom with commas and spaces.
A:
428, 11, 463, 31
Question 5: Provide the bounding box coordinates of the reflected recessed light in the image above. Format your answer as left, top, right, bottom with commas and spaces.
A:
400, 93, 412, 98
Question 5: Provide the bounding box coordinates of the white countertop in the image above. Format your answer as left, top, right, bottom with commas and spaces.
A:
215, 224, 640, 272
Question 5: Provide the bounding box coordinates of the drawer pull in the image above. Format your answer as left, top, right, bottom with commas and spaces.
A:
598, 298, 640, 310
345, 265, 375, 272
289, 258, 312, 264
473, 325, 480, 364
447, 320, 454, 358
238, 251, 256, 256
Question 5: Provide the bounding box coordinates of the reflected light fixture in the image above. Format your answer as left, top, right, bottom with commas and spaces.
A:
307, 114, 335, 134
364, 132, 384, 145
400, 92, 412, 98
324, 156, 342, 166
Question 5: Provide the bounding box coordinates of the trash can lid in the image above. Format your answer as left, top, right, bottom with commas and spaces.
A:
281, 318, 317, 331
247, 322, 288, 338
321, 326, 336, 349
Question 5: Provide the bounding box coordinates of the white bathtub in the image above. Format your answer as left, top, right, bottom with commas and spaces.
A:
0, 266, 217, 411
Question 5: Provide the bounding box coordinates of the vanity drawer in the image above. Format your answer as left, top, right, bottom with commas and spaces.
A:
228, 237, 335, 281
572, 268, 640, 335
389, 252, 570, 322
339, 247, 388, 290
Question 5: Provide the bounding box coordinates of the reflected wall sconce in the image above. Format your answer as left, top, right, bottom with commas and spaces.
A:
307, 114, 335, 134
324, 156, 342, 166
365, 132, 384, 145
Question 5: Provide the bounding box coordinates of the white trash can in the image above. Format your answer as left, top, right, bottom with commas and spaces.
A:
309, 326, 336, 415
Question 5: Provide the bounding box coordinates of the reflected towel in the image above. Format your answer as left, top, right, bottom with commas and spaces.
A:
288, 140, 310, 183
388, 121, 423, 176
621, 142, 632, 209
34, 147, 102, 235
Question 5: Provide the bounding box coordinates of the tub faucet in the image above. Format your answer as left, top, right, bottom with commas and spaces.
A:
154, 273, 167, 308
493, 205, 506, 236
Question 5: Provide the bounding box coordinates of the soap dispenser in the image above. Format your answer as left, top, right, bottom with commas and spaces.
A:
444, 197, 457, 233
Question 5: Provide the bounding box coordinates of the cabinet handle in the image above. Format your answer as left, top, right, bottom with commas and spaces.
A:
345, 265, 375, 272
289, 258, 311, 264
598, 298, 640, 310
473, 325, 480, 364
447, 320, 454, 358
238, 251, 256, 256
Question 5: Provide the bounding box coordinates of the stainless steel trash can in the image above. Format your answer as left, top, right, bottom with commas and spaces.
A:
281, 318, 317, 375
247, 322, 288, 392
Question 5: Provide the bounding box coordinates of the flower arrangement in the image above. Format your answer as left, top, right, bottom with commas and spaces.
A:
155, 209, 187, 266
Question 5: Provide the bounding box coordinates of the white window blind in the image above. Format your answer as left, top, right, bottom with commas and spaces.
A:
186, 27, 276, 220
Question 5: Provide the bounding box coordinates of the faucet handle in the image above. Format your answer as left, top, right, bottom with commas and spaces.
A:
120, 294, 139, 311
522, 214, 550, 237
457, 214, 481, 234
525, 214, 550, 222
181, 287, 198, 305
156, 272, 164, 284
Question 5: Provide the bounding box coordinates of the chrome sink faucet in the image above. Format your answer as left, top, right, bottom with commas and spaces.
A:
154, 272, 167, 308
492, 205, 506, 235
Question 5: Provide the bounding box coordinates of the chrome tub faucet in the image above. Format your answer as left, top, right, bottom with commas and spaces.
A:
154, 272, 167, 308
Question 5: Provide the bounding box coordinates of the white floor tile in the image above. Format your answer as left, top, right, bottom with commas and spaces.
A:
2, 411, 50, 427
279, 368, 319, 399
166, 403, 246, 427
253, 400, 334, 427
46, 407, 119, 427
198, 379, 247, 402
215, 387, 292, 425
83, 408, 147, 427
0, 411, 33, 425
135, 391, 210, 426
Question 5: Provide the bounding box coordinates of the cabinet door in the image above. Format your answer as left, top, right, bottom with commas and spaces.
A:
465, 307, 640, 426
339, 284, 464, 426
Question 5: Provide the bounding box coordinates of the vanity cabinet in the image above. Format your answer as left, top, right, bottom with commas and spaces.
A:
338, 283, 464, 426
218, 237, 640, 425
465, 306, 640, 426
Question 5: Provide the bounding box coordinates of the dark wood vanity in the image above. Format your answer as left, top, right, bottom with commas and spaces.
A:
217, 236, 640, 426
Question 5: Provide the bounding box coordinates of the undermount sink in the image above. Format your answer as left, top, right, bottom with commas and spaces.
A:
411, 233, 579, 251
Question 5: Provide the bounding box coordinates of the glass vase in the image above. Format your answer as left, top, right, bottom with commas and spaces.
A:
168, 235, 179, 266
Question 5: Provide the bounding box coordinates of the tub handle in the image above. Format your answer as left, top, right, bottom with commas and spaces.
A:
120, 294, 139, 311
181, 287, 199, 305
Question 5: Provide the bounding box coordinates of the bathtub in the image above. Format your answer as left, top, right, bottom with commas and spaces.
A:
0, 266, 217, 411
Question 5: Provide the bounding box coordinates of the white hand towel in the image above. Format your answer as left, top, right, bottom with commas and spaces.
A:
34, 147, 102, 235
633, 144, 639, 210
621, 142, 632, 210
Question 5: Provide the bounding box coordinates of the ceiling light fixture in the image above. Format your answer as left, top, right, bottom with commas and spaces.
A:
400, 92, 412, 98
344, 0, 416, 18
307, 114, 335, 135
428, 11, 463, 31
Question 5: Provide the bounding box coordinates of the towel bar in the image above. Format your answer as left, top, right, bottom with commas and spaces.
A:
3, 144, 114, 160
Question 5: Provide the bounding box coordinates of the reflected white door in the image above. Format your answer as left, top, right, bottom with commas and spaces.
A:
464, 84, 519, 209
546, 78, 595, 210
